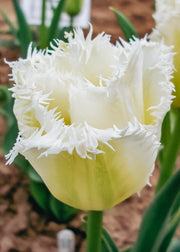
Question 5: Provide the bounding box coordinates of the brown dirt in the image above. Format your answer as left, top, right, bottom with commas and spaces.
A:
0, 0, 175, 251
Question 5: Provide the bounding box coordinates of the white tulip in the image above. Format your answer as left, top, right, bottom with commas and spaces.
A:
150, 0, 180, 107
6, 27, 174, 210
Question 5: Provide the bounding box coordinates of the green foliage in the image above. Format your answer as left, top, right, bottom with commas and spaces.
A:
0, 86, 19, 156
30, 180, 50, 212
0, 0, 74, 53
12, 0, 33, 57
152, 1, 155, 10
0, 85, 8, 103
14, 155, 33, 174
101, 227, 119, 252
3, 120, 18, 154
30, 179, 78, 222
50, 196, 78, 222
0, 9, 20, 47
0, 86, 14, 127
0, 9, 18, 37
120, 248, 132, 252
39, 0, 48, 49
110, 7, 138, 41
156, 108, 180, 192
168, 239, 180, 252
158, 111, 171, 165
132, 169, 180, 252
0, 40, 17, 47
47, 0, 67, 46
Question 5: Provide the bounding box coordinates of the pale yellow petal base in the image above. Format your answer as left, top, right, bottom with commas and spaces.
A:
22, 133, 157, 211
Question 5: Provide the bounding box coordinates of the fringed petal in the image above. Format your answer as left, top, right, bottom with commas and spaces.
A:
6, 26, 174, 210
10, 125, 159, 210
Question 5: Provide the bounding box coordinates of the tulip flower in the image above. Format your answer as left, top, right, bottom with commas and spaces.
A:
150, 0, 180, 107
6, 27, 174, 211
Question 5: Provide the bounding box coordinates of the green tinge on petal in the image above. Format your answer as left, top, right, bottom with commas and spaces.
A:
22, 132, 156, 211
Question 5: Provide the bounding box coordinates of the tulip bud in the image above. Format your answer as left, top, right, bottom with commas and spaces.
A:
64, 0, 83, 17
150, 0, 180, 107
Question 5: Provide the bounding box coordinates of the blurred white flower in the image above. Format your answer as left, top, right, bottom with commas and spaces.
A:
150, 0, 180, 107
6, 27, 174, 210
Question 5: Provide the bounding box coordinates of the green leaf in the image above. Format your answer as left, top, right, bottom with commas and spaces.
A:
168, 239, 180, 252
30, 178, 77, 221
0, 85, 10, 103
158, 111, 171, 167
0, 31, 12, 35
14, 154, 29, 172
2, 121, 18, 154
27, 164, 43, 183
120, 248, 132, 252
41, 0, 46, 28
0, 9, 18, 37
110, 7, 138, 41
47, 0, 66, 46
0, 92, 18, 153
0, 40, 16, 47
132, 170, 180, 252
49, 195, 78, 222
156, 108, 180, 192
39, 0, 48, 49
101, 228, 119, 252
158, 111, 171, 164
12, 0, 32, 57
30, 180, 51, 212
0, 107, 10, 119
152, 2, 155, 10
0, 87, 19, 155
158, 192, 180, 252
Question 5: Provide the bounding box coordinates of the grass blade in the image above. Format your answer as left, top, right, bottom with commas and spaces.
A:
0, 9, 18, 37
101, 227, 119, 252
158, 192, 180, 252
110, 7, 138, 41
0, 40, 16, 47
47, 0, 66, 46
132, 170, 180, 252
39, 0, 48, 49
12, 0, 32, 57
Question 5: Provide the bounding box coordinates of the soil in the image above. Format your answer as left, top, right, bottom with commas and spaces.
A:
0, 0, 176, 251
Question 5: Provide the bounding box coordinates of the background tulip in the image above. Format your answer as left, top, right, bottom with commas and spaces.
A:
7, 27, 174, 211
150, 0, 180, 107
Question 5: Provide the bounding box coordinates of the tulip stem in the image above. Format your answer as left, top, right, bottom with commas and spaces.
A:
86, 210, 103, 252
156, 108, 180, 193
70, 16, 73, 28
